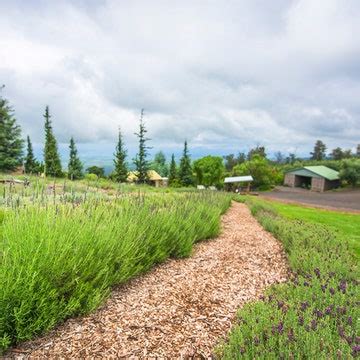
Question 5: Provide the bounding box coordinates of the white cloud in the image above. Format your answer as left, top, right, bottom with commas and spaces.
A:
0, 0, 359, 159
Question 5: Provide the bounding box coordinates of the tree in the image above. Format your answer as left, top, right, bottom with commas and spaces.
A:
233, 154, 279, 190
310, 140, 327, 161
134, 109, 151, 183
68, 137, 83, 180
86, 165, 105, 178
193, 156, 224, 187
168, 153, 178, 186
285, 153, 297, 165
274, 151, 285, 164
223, 154, 237, 172
178, 140, 193, 186
24, 136, 39, 174
331, 147, 344, 160
356, 144, 360, 158
150, 151, 168, 177
113, 129, 128, 182
247, 145, 266, 160
43, 106, 62, 177
0, 90, 24, 172
339, 159, 360, 187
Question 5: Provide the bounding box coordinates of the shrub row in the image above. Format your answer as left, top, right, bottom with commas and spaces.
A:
0, 192, 231, 352
220, 199, 359, 359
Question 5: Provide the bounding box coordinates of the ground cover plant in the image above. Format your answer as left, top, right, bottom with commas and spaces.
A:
220, 199, 359, 359
0, 181, 231, 353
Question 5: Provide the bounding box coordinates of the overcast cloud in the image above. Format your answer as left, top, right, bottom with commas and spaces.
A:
1, 0, 359, 159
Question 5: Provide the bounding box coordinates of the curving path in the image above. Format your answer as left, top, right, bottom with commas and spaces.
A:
8, 202, 288, 359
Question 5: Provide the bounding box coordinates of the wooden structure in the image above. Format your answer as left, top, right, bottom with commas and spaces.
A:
284, 166, 340, 192
224, 175, 253, 192
127, 170, 167, 187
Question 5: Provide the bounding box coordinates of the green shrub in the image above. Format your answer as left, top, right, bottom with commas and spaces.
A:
221, 199, 359, 359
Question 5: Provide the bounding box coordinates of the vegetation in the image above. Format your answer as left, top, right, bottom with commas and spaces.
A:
134, 109, 151, 183
0, 182, 231, 353
220, 199, 359, 359
86, 165, 105, 178
150, 151, 168, 177
68, 137, 83, 180
43, 106, 62, 177
0, 91, 24, 172
179, 141, 193, 186
310, 140, 327, 161
339, 159, 360, 187
112, 129, 128, 183
24, 136, 40, 174
193, 155, 224, 187
168, 154, 179, 187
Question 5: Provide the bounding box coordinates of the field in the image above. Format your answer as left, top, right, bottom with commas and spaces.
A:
0, 177, 231, 352
220, 198, 359, 358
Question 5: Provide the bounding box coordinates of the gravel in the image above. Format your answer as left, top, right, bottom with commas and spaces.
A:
7, 202, 289, 359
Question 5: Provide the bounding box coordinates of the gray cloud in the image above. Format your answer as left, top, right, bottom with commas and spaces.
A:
0, 0, 359, 158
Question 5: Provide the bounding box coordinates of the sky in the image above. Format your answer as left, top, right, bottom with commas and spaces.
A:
0, 0, 359, 165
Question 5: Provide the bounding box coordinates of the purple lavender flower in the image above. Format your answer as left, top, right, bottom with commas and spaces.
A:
346, 336, 353, 345
311, 319, 317, 331
313, 309, 324, 319
298, 315, 304, 326
338, 326, 345, 338
287, 328, 295, 342
300, 301, 309, 311
314, 268, 321, 278
303, 281, 310, 287
336, 306, 346, 316
277, 300, 284, 309
321, 284, 327, 293
325, 306, 333, 315
338, 280, 347, 294
277, 321, 284, 335
329, 287, 335, 295
352, 345, 360, 357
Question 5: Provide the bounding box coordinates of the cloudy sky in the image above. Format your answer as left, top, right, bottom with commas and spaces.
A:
1, 0, 359, 162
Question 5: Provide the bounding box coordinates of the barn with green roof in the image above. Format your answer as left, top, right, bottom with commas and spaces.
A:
284, 165, 340, 192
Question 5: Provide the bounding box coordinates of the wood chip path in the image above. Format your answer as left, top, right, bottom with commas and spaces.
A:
7, 202, 289, 359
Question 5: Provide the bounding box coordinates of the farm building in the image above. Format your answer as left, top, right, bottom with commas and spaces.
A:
284, 166, 340, 192
127, 170, 167, 187
224, 175, 253, 192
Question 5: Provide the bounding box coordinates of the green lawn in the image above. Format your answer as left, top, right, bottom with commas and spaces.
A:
270, 201, 360, 259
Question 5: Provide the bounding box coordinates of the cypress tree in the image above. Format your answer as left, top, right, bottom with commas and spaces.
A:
178, 140, 193, 186
24, 135, 39, 174
68, 137, 83, 180
0, 89, 24, 172
113, 128, 128, 182
168, 153, 177, 186
134, 109, 151, 183
43, 106, 62, 177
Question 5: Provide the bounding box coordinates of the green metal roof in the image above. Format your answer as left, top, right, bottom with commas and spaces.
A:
287, 165, 339, 180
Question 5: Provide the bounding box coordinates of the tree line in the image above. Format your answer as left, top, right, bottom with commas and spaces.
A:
0, 91, 198, 186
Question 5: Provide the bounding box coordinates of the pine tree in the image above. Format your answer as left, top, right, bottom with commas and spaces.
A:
310, 140, 327, 161
68, 137, 83, 180
24, 135, 39, 174
356, 144, 360, 158
0, 89, 24, 172
178, 140, 193, 186
43, 106, 62, 177
168, 153, 177, 186
134, 109, 151, 183
113, 129, 128, 182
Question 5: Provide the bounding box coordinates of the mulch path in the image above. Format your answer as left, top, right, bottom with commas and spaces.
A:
6, 202, 289, 359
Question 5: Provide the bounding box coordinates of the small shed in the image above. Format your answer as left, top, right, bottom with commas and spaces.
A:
284, 166, 340, 192
224, 175, 253, 192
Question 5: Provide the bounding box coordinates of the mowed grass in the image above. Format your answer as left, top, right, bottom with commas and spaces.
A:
271, 202, 360, 259
0, 190, 231, 353
220, 198, 359, 359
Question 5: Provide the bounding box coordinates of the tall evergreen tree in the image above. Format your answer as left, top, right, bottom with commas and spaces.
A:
168, 153, 177, 186
134, 109, 151, 183
310, 140, 327, 161
68, 137, 83, 180
356, 144, 360, 158
0, 89, 24, 172
43, 106, 62, 177
113, 129, 128, 182
178, 140, 193, 186
24, 135, 39, 174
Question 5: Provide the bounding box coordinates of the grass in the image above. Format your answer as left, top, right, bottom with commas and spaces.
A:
0, 179, 231, 353
220, 198, 359, 359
